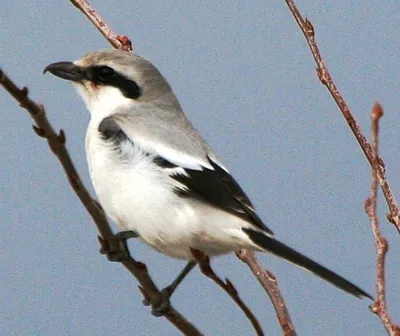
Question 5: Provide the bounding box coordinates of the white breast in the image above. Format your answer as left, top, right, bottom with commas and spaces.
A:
84, 121, 254, 259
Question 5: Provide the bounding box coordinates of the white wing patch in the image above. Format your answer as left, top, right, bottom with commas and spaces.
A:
146, 142, 210, 170
164, 166, 189, 176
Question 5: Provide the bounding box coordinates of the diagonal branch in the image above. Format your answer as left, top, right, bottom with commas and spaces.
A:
0, 68, 203, 336
284, 0, 400, 232
236, 249, 297, 336
70, 0, 133, 51
190, 249, 265, 336
365, 103, 400, 336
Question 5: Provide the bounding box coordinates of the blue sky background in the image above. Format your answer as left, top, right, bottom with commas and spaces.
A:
1, 1, 399, 335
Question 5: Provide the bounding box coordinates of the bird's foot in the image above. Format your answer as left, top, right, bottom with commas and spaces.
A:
99, 230, 138, 262
147, 260, 197, 316
149, 288, 173, 317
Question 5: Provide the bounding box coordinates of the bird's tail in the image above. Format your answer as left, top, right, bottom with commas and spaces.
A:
243, 228, 372, 299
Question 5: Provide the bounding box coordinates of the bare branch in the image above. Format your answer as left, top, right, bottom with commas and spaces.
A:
70, 0, 133, 51
190, 249, 265, 336
236, 250, 296, 336
0, 68, 203, 336
364, 103, 400, 336
284, 0, 400, 232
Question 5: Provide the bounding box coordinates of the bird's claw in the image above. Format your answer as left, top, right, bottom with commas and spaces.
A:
100, 248, 128, 262
114, 230, 139, 240
99, 230, 138, 262
150, 289, 172, 317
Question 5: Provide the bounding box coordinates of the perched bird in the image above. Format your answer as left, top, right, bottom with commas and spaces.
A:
44, 50, 371, 312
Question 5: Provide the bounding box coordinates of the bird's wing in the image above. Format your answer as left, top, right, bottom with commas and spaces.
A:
171, 156, 274, 235
107, 115, 273, 235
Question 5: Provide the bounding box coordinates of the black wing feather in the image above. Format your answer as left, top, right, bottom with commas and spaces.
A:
171, 156, 273, 234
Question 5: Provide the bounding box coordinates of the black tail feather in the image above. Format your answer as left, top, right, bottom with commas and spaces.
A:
243, 228, 373, 300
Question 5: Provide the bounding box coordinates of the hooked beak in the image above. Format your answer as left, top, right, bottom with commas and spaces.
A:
43, 62, 87, 82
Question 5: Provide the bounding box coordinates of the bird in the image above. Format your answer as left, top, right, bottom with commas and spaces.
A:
44, 49, 371, 313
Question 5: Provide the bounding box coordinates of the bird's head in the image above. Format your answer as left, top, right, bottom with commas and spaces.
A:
44, 50, 180, 121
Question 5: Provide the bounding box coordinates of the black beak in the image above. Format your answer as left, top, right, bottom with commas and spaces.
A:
43, 62, 87, 81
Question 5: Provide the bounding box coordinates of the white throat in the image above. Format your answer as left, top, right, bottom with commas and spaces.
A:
74, 83, 134, 125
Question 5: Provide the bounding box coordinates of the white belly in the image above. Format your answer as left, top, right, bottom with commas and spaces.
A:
85, 129, 253, 260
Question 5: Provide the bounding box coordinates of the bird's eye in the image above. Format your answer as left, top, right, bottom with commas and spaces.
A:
93, 66, 116, 82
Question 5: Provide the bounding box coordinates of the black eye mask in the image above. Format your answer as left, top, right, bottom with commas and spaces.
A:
88, 65, 142, 100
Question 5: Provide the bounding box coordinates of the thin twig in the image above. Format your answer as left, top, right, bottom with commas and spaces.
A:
284, 0, 400, 232
0, 68, 203, 336
364, 103, 400, 336
190, 249, 265, 336
236, 250, 297, 336
70, 0, 133, 51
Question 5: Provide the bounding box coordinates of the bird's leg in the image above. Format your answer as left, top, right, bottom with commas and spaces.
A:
150, 261, 197, 317
99, 230, 138, 262
161, 261, 197, 298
